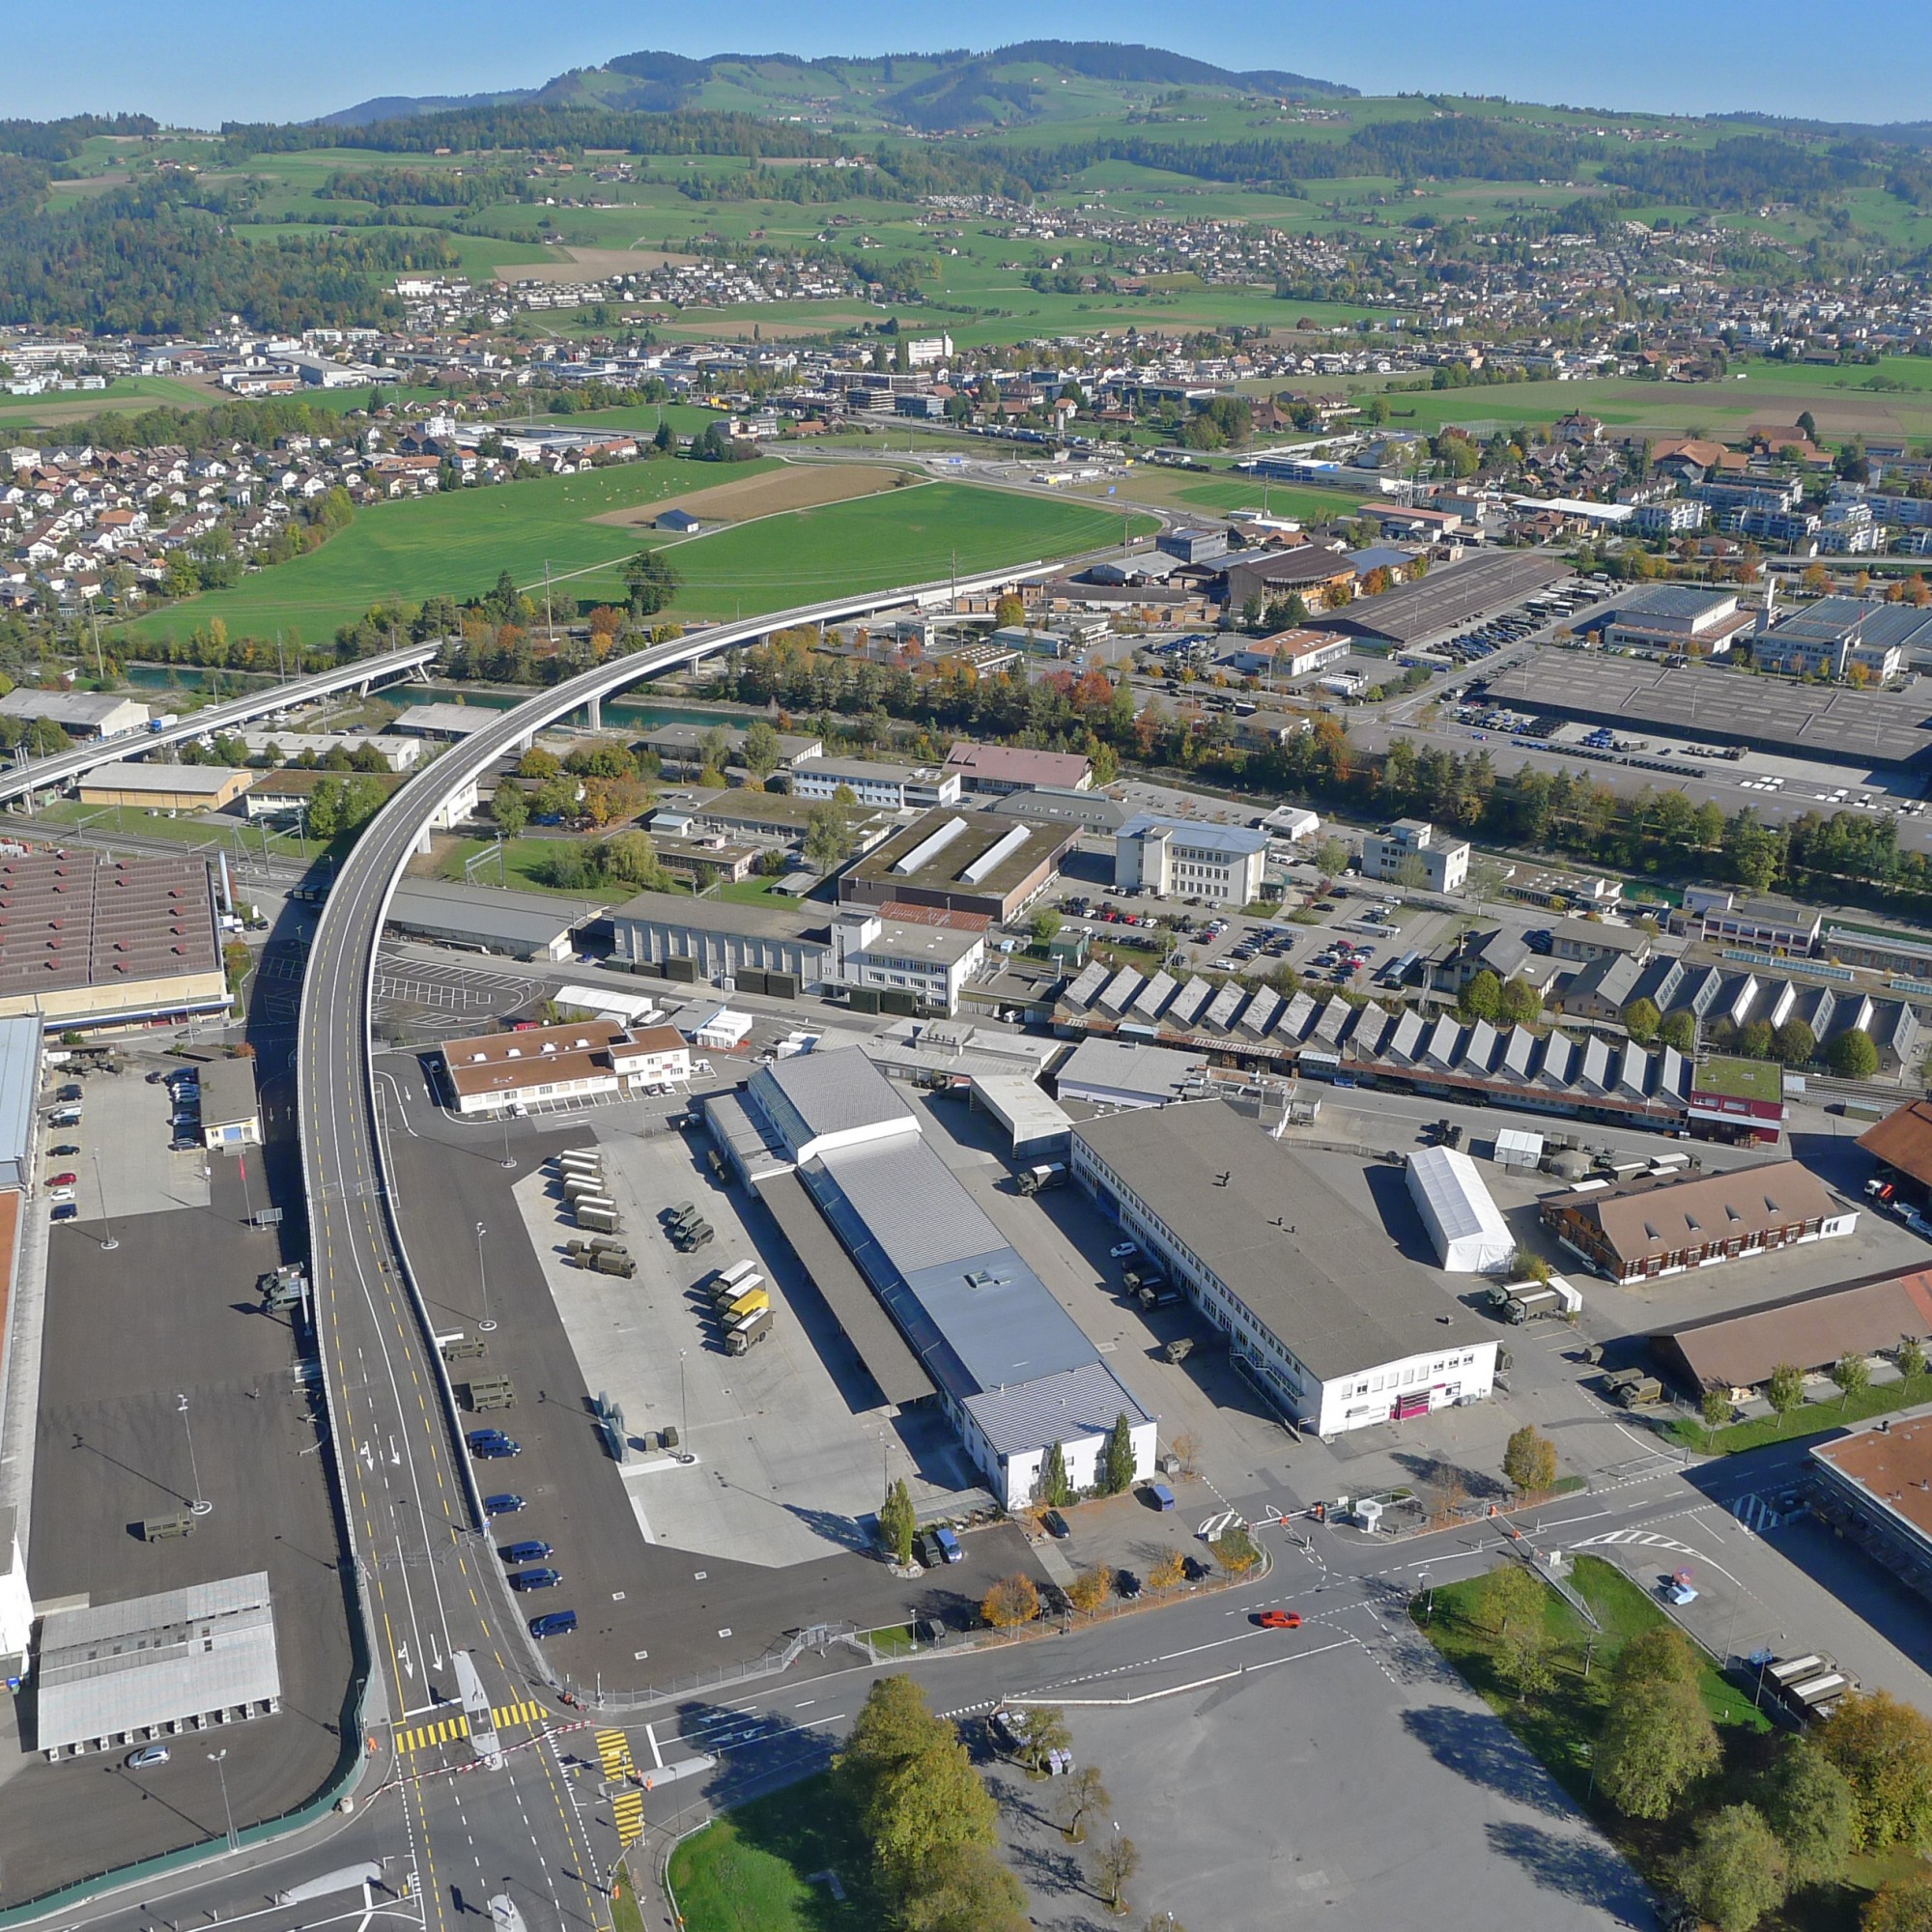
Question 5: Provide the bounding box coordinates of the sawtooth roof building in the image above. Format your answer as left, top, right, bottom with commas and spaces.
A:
704, 1049, 1153, 1508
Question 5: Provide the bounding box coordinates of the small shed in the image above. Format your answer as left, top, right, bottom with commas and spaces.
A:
1493, 1128, 1546, 1172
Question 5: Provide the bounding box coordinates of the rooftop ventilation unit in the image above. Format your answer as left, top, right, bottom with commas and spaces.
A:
891, 816, 970, 876
959, 823, 1031, 886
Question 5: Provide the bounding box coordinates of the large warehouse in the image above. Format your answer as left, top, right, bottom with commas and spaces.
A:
707, 1051, 1155, 1507
0, 850, 228, 1027
1308, 550, 1570, 649
839, 810, 1074, 923
1482, 653, 1932, 773
1071, 1101, 1498, 1435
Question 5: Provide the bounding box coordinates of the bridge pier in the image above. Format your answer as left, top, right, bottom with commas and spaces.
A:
582, 696, 602, 732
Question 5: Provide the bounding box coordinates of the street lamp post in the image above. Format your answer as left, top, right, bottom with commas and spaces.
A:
476, 1221, 497, 1333
208, 1747, 238, 1851
678, 1348, 690, 1459
499, 1110, 516, 1172
91, 1146, 118, 1252
178, 1392, 211, 1517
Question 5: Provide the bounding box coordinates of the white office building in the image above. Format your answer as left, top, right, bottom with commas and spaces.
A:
790, 757, 961, 811
1115, 815, 1271, 906
1362, 818, 1469, 894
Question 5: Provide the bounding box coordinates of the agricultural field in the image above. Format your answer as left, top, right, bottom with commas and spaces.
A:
0, 375, 214, 430
120, 466, 1145, 643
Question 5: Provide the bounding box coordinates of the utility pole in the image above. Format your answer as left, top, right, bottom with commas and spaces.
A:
544, 560, 554, 645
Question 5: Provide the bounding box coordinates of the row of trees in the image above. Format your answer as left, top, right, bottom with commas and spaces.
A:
1476, 1565, 1932, 1932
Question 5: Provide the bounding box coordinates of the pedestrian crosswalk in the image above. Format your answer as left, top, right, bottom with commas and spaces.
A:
597, 1728, 646, 1846
1731, 1492, 1782, 1534
394, 1698, 547, 1755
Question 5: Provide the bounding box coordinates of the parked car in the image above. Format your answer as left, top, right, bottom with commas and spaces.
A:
508, 1568, 563, 1591
499, 1540, 553, 1564
528, 1611, 578, 1639
469, 1434, 521, 1459
1109, 1242, 1139, 1261
125, 1745, 170, 1769
1041, 1510, 1070, 1541
483, 1493, 526, 1517
49, 1144, 77, 1157
48, 1171, 76, 1188
1117, 1570, 1144, 1601
45, 1186, 75, 1205
51, 1204, 76, 1222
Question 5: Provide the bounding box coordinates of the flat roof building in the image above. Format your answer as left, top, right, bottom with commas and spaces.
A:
389, 702, 496, 739
0, 1016, 43, 1191
32, 1572, 282, 1760
1115, 814, 1270, 907
1307, 550, 1569, 647
1541, 1158, 1854, 1285
1601, 584, 1754, 658
76, 764, 256, 811
790, 756, 960, 812
840, 810, 1073, 924
385, 879, 604, 962
1811, 1415, 1932, 1605
196, 1056, 261, 1151
0, 690, 148, 738
1072, 1101, 1497, 1435
1361, 818, 1469, 895
0, 851, 225, 1028
715, 1050, 1153, 1506
1055, 1036, 1211, 1110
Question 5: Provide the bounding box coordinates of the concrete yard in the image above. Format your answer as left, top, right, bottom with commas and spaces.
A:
0, 1157, 350, 1910
512, 1126, 983, 1571
60, 1054, 211, 1220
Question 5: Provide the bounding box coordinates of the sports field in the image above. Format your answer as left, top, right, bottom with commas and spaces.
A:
121, 469, 1144, 642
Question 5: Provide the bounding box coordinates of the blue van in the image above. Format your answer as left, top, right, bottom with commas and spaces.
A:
499, 1540, 553, 1565
1145, 1482, 1177, 1513
529, 1610, 577, 1639
931, 1525, 963, 1564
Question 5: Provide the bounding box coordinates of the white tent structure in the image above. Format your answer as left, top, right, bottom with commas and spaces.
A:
1406, 1145, 1515, 1274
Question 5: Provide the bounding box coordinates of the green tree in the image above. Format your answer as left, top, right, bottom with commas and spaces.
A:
1037, 1439, 1071, 1507
600, 829, 664, 888
1030, 908, 1064, 949
838, 1676, 999, 1897
1622, 997, 1661, 1045
305, 774, 345, 839
517, 746, 561, 781
698, 724, 733, 775
741, 719, 781, 781
803, 799, 855, 872
1817, 1691, 1932, 1849
1833, 1353, 1872, 1409
1767, 1361, 1807, 1432
901, 1843, 1029, 1932
1459, 968, 1503, 1023
1056, 1764, 1110, 1841
1497, 978, 1544, 1027
1502, 1425, 1558, 1497
1759, 1743, 1856, 1885
1830, 1030, 1881, 1080
1773, 1017, 1816, 1066
532, 774, 576, 819
1479, 1562, 1548, 1638
621, 547, 678, 616
1658, 1009, 1698, 1053
1102, 1411, 1137, 1494
1865, 1875, 1932, 1932
878, 1477, 916, 1567
1612, 1626, 1702, 1696
1671, 1804, 1788, 1932
1702, 1385, 1731, 1443
1900, 1337, 1928, 1380
1012, 1704, 1072, 1776
1597, 1674, 1719, 1820
1094, 1833, 1141, 1914
1314, 838, 1350, 879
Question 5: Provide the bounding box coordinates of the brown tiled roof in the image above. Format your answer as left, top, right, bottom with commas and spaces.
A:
1563, 1159, 1840, 1267
1655, 1267, 1932, 1391
1859, 1101, 1932, 1188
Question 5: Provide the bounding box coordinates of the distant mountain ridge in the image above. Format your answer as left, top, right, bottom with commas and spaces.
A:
323, 40, 1355, 132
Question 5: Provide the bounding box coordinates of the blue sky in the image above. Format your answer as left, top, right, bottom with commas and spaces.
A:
7, 1, 1931, 127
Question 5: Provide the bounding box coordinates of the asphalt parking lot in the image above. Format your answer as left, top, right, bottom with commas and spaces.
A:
375, 1052, 1057, 1695
990, 1562, 1652, 1932
0, 1156, 351, 1909
47, 1052, 211, 1221
509, 1127, 984, 1572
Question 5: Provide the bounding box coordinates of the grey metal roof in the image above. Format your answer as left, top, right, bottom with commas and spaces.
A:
753, 1169, 934, 1406
1064, 960, 1110, 1010
1613, 583, 1740, 620
963, 1360, 1151, 1458
389, 878, 599, 948
1057, 1037, 1209, 1106
1077, 1102, 1485, 1381
0, 1016, 39, 1184
196, 1056, 259, 1129
807, 1135, 1102, 1397
1165, 978, 1213, 1029
34, 1573, 281, 1752
1118, 814, 1270, 858
752, 1049, 917, 1154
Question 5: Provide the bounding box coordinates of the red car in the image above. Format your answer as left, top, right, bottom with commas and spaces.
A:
1257, 1610, 1302, 1630
48, 1171, 76, 1188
